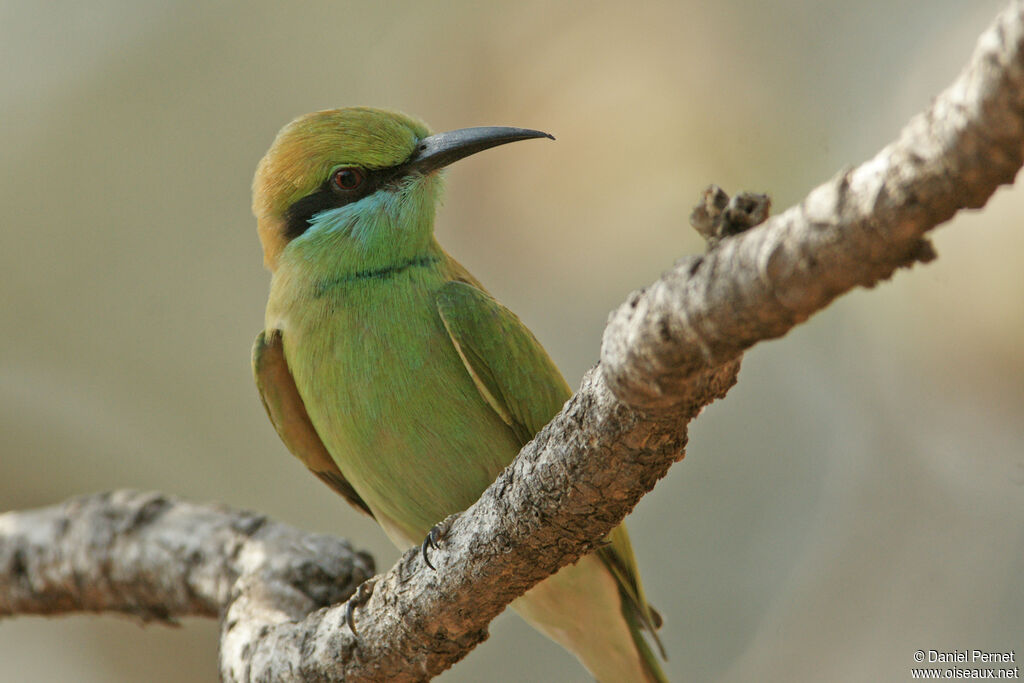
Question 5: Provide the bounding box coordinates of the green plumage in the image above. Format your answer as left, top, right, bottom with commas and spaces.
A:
253, 108, 666, 681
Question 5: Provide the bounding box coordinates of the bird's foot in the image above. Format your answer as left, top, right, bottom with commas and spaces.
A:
344, 578, 377, 635
420, 518, 453, 570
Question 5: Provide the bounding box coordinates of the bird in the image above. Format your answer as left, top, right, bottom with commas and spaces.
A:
251, 106, 666, 682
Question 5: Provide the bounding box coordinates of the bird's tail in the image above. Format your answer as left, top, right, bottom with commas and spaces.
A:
623, 597, 669, 683
511, 551, 668, 682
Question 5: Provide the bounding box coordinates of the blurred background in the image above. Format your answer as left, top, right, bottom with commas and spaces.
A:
1, 1, 1021, 681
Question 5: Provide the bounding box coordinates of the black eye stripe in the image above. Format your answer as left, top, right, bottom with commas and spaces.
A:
284, 167, 389, 240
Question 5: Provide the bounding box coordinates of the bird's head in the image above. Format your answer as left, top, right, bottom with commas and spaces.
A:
252, 107, 552, 272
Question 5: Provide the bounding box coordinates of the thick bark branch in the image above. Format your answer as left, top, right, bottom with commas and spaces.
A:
0, 491, 374, 625
2, 2, 1024, 681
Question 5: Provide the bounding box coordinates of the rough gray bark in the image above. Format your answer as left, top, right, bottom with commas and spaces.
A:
0, 491, 374, 624
2, 2, 1024, 681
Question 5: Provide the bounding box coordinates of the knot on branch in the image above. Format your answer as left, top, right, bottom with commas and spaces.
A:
690, 185, 772, 248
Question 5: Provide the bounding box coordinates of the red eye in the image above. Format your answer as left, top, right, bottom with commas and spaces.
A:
333, 167, 364, 190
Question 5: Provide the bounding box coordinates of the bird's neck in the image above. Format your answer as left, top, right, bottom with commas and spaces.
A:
270, 230, 445, 296
306, 249, 445, 297
265, 233, 448, 335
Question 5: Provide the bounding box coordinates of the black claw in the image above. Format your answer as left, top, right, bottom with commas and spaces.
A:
344, 579, 376, 636
345, 598, 358, 635
420, 522, 449, 571
421, 529, 438, 570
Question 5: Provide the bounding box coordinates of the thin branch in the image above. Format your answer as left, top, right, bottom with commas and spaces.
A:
2, 2, 1024, 681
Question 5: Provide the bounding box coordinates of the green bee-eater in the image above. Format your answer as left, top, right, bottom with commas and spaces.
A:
252, 107, 666, 682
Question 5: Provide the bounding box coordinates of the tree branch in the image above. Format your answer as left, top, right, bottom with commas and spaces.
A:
3, 2, 1024, 680
0, 491, 374, 624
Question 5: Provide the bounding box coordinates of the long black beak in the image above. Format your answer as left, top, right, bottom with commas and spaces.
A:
403, 126, 554, 175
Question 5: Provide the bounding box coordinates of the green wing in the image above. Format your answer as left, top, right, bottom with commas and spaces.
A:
436, 281, 571, 442
252, 329, 372, 517
435, 281, 664, 657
